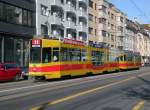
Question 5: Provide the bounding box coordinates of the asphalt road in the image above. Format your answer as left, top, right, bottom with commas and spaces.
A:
0, 67, 150, 110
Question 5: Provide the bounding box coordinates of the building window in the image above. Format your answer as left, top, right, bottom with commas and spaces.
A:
95, 4, 97, 10
111, 13, 114, 20
4, 4, 22, 24
41, 24, 48, 35
0, 2, 3, 20
89, 14, 93, 22
120, 17, 123, 22
95, 29, 97, 35
99, 5, 106, 13
111, 35, 114, 41
118, 26, 123, 32
28, 11, 32, 26
61, 0, 64, 4
22, 10, 28, 25
5, 4, 14, 23
102, 30, 107, 37
89, 0, 93, 8
41, 5, 48, 16
14, 7, 22, 24
89, 27, 93, 34
99, 18, 106, 24
111, 24, 114, 30
4, 38, 14, 62
0, 2, 34, 27
95, 17, 97, 23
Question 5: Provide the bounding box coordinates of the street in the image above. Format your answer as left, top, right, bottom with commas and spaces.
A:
0, 67, 150, 110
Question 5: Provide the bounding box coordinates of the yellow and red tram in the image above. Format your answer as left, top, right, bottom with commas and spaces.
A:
29, 38, 141, 80
29, 38, 108, 80
118, 50, 141, 70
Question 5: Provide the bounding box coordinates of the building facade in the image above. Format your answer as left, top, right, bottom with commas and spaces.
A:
137, 27, 150, 65
116, 11, 126, 50
0, 0, 36, 67
88, 0, 99, 44
89, 0, 126, 50
124, 19, 139, 52
36, 0, 88, 42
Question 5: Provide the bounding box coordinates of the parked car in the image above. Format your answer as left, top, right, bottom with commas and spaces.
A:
0, 63, 22, 81
21, 67, 29, 80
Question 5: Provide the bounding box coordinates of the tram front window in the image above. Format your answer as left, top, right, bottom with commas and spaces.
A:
30, 47, 41, 63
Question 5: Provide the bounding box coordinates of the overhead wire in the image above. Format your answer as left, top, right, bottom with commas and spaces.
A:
129, 0, 150, 23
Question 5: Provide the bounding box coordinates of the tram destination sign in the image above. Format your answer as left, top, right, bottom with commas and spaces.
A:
31, 39, 41, 47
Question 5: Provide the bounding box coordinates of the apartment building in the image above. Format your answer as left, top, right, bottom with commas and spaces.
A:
88, 0, 99, 44
124, 19, 139, 52
36, 0, 88, 42
90, 0, 126, 49
137, 27, 150, 64
116, 11, 126, 50
0, 0, 36, 67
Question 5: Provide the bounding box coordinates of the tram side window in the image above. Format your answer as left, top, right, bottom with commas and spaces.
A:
68, 48, 81, 61
134, 55, 141, 62
100, 52, 105, 65
75, 49, 81, 61
61, 48, 68, 61
92, 51, 104, 66
42, 48, 51, 63
68, 48, 73, 61
109, 54, 115, 62
127, 55, 132, 61
53, 48, 59, 62
81, 49, 87, 61
92, 51, 96, 66
124, 55, 127, 61
119, 55, 124, 61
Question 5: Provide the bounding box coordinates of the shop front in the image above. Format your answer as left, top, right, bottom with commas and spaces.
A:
0, 35, 30, 67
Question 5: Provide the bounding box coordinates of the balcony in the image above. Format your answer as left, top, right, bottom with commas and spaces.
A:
65, 4, 76, 14
78, 0, 87, 5
65, 21, 76, 29
117, 42, 123, 46
50, 15, 63, 25
98, 11, 107, 18
117, 31, 125, 37
50, 0, 64, 7
97, 0, 108, 7
117, 21, 124, 27
99, 36, 108, 43
77, 25, 87, 32
98, 24, 107, 31
78, 10, 87, 18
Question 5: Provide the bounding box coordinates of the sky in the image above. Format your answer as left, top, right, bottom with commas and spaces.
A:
109, 0, 150, 24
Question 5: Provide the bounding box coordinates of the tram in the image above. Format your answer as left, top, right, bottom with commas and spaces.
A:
29, 38, 141, 80
118, 50, 141, 70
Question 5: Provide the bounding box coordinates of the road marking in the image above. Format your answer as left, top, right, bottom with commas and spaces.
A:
30, 72, 150, 110
30, 77, 135, 110
132, 100, 145, 110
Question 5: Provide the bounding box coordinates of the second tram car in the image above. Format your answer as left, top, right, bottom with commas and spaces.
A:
118, 50, 141, 70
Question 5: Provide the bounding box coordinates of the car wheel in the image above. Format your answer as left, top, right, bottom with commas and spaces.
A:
14, 74, 20, 81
